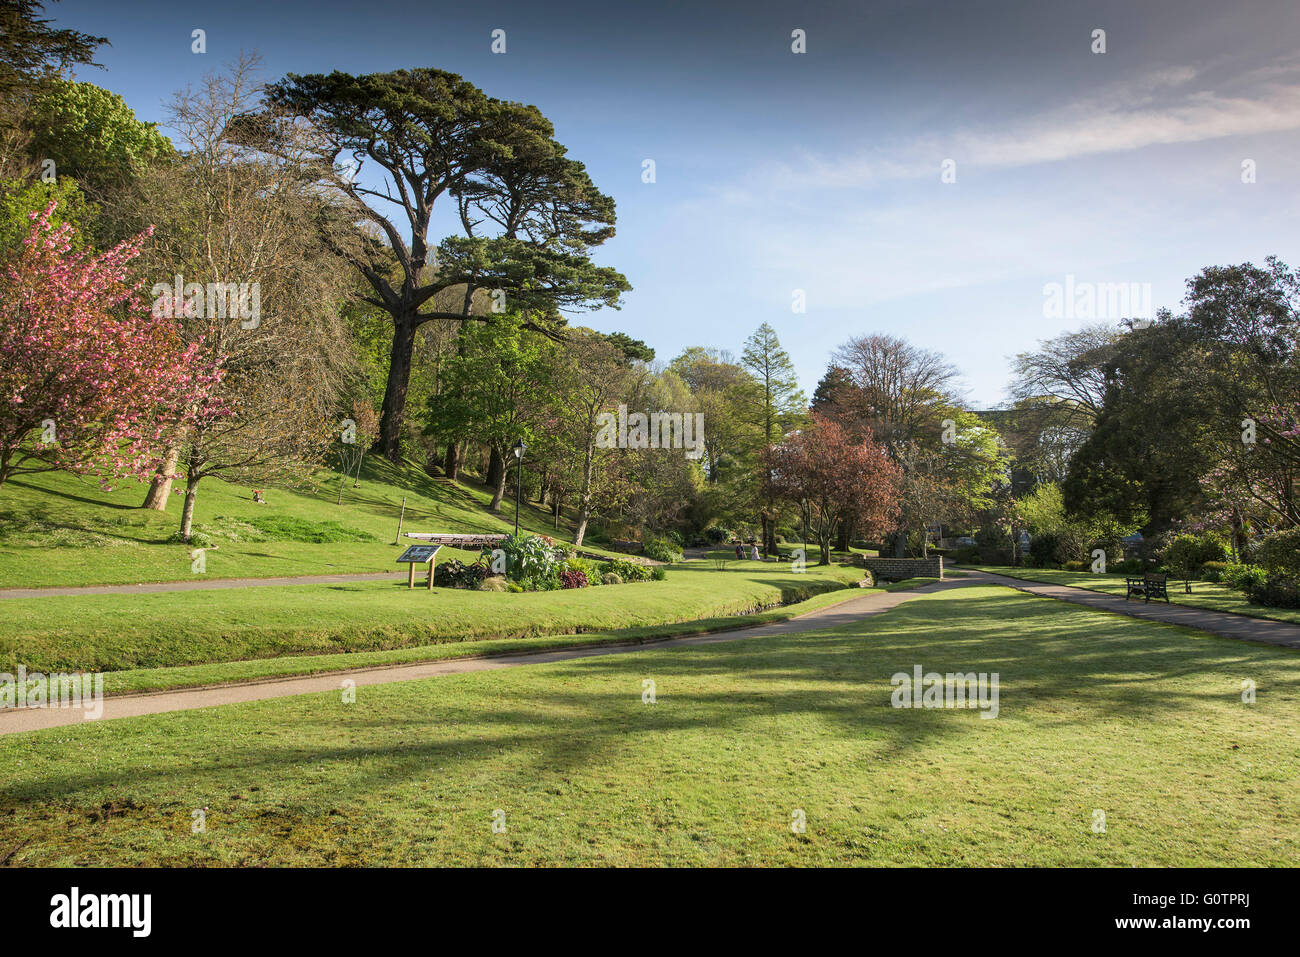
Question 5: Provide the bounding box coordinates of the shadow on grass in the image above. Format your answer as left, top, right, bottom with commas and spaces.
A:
5, 585, 1297, 818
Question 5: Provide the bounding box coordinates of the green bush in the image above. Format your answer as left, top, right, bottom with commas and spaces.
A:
1256, 528, 1300, 581
1063, 560, 1088, 571
1199, 560, 1232, 583
1246, 576, 1300, 608
642, 537, 683, 564
433, 559, 489, 589
607, 558, 653, 582
1026, 532, 1059, 568
477, 577, 509, 592
601, 572, 623, 586
651, 566, 667, 581
487, 533, 565, 590
704, 526, 730, 544
952, 546, 980, 564
1162, 532, 1229, 576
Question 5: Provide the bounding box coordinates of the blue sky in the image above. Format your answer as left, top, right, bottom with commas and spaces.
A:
57, 0, 1300, 406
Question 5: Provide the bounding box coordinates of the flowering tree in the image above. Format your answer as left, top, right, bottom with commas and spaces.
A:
769, 416, 902, 565
0, 203, 217, 488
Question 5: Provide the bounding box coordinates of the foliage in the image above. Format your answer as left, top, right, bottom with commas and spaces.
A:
433, 559, 489, 590
1199, 561, 1233, 583
1255, 528, 1300, 581
768, 416, 902, 565
606, 558, 653, 582
489, 532, 566, 590
601, 572, 623, 586
558, 566, 589, 589
1162, 532, 1230, 576
29, 78, 174, 192
642, 537, 683, 564
0, 203, 217, 487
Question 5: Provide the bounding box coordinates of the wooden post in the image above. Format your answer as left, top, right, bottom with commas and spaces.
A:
407, 563, 415, 589
427, 555, 435, 591
394, 496, 407, 545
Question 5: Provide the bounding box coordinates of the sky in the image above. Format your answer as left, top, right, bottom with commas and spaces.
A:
54, 0, 1300, 407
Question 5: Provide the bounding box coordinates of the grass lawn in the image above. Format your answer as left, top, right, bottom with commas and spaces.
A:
0, 558, 865, 677
974, 565, 1300, 626
0, 456, 627, 589
3, 584, 1295, 866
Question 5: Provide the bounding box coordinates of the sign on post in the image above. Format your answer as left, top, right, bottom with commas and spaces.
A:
396, 544, 441, 590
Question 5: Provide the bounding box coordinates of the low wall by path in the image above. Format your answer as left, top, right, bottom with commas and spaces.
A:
858, 556, 944, 581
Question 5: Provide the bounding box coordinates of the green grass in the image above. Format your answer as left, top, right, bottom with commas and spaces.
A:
974, 565, 1300, 625
0, 456, 627, 589
78, 583, 885, 696
0, 559, 864, 675
3, 584, 1296, 866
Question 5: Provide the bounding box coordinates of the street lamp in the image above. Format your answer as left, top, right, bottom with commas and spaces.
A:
511, 440, 527, 536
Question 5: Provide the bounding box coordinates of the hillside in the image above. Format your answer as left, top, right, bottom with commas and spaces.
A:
0, 457, 604, 589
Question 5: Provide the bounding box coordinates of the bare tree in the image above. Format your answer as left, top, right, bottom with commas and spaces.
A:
121, 55, 358, 537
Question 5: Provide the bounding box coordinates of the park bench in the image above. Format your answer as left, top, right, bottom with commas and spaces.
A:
1125, 573, 1170, 603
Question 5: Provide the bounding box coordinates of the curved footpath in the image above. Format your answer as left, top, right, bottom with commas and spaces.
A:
967, 569, 1300, 650
0, 578, 977, 735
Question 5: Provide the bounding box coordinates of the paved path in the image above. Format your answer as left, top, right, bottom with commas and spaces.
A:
0, 578, 978, 735
0, 571, 406, 600
967, 569, 1300, 650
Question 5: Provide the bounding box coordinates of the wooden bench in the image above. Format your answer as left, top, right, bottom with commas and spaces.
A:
1125, 573, 1170, 603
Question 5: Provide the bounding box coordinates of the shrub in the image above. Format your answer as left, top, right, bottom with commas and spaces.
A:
488, 533, 565, 590
1163, 532, 1229, 576
607, 558, 653, 582
433, 559, 489, 589
952, 546, 980, 565
477, 577, 509, 592
558, 566, 589, 589
1113, 558, 1145, 574
601, 572, 623, 586
1063, 560, 1087, 571
642, 537, 683, 564
1256, 528, 1300, 581
704, 526, 729, 544
1200, 560, 1232, 583
651, 566, 667, 581
1246, 576, 1300, 608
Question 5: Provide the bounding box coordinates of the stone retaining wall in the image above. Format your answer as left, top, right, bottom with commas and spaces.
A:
857, 556, 944, 581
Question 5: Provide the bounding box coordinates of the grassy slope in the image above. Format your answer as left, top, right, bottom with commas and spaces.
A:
87, 582, 897, 695
0, 558, 864, 674
974, 565, 1300, 626
2, 584, 1296, 866
0, 456, 624, 589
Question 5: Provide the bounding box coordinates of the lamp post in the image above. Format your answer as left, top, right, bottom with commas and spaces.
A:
511, 440, 527, 536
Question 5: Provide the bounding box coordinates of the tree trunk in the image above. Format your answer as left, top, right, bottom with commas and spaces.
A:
573, 443, 595, 546
443, 440, 459, 480
836, 516, 854, 552
180, 474, 201, 542
374, 316, 418, 461
142, 445, 181, 511
489, 446, 507, 512
893, 527, 907, 557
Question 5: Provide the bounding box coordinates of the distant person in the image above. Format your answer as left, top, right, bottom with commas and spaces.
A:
735, 542, 744, 560
750, 543, 761, 561
252, 490, 265, 504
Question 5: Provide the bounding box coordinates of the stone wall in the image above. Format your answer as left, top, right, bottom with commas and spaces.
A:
857, 556, 944, 581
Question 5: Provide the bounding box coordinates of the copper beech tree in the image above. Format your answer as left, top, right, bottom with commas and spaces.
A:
768, 416, 902, 565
